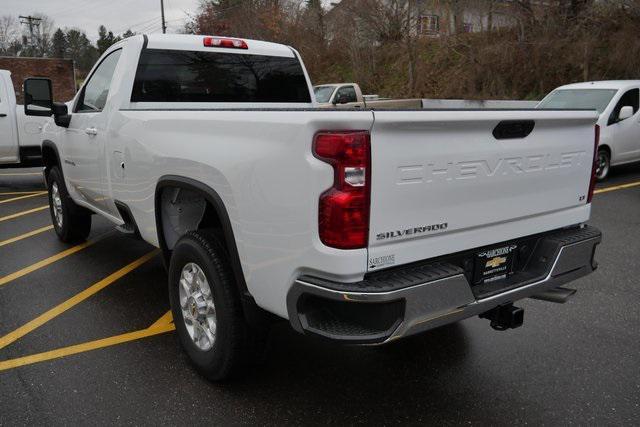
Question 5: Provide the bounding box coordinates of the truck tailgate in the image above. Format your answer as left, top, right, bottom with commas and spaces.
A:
367, 109, 599, 271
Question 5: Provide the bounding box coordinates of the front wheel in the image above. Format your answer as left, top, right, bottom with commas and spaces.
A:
595, 148, 610, 181
47, 166, 92, 242
168, 230, 259, 381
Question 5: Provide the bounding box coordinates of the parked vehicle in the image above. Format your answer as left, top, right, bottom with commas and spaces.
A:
537, 80, 640, 180
313, 82, 422, 109
25, 34, 602, 381
0, 70, 50, 167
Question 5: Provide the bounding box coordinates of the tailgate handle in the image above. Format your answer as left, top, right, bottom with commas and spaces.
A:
492, 120, 535, 140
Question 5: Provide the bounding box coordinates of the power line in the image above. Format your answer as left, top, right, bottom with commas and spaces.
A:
138, 21, 164, 34
18, 15, 42, 48
113, 16, 161, 35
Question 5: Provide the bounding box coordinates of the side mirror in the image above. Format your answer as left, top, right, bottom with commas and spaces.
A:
334, 94, 349, 105
618, 105, 634, 121
24, 78, 53, 117
52, 102, 71, 128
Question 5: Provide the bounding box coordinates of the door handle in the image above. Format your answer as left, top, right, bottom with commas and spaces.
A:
85, 127, 98, 136
0, 113, 7, 117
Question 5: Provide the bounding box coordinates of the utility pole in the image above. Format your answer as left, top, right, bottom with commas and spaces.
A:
160, 0, 167, 34
19, 15, 42, 47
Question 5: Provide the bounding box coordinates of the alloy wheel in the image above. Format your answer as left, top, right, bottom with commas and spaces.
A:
178, 262, 217, 351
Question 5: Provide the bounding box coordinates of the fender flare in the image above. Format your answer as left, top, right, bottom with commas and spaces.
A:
41, 139, 61, 187
154, 175, 249, 298
41, 140, 61, 166
40, 139, 92, 216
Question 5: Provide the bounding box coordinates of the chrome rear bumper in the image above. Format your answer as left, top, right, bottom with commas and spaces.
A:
287, 225, 601, 344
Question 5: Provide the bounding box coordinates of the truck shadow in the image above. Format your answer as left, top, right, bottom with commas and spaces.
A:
214, 321, 493, 423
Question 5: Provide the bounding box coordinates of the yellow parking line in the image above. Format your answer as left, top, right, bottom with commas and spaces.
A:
0, 233, 110, 288
149, 310, 174, 328
0, 250, 158, 350
0, 205, 49, 223
594, 180, 640, 195
0, 172, 42, 176
0, 225, 54, 248
0, 313, 175, 372
0, 191, 47, 204
0, 191, 45, 196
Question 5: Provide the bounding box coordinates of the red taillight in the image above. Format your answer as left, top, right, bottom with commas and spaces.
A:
313, 131, 371, 249
587, 124, 600, 203
203, 37, 248, 49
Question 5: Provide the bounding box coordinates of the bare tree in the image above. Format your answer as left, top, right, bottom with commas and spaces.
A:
0, 15, 21, 56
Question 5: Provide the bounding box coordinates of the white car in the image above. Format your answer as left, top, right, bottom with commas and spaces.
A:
0, 70, 50, 167
24, 34, 601, 380
538, 80, 640, 180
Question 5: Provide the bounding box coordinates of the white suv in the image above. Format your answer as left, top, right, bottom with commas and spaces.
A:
538, 80, 640, 180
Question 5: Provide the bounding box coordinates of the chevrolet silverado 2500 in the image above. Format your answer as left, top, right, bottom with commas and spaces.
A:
24, 34, 602, 380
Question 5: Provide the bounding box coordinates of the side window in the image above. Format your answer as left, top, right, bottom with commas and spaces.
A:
608, 88, 639, 125
335, 86, 357, 103
76, 49, 122, 112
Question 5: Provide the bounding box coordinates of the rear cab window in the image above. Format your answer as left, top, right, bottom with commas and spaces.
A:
131, 49, 311, 104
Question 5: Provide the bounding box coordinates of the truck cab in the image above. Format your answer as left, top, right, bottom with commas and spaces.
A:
0, 70, 50, 167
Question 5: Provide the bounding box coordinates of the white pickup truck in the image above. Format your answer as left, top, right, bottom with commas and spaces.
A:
24, 34, 602, 381
538, 80, 640, 180
313, 82, 422, 109
0, 70, 50, 167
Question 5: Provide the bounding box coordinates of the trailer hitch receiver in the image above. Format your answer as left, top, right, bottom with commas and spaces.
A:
480, 303, 524, 331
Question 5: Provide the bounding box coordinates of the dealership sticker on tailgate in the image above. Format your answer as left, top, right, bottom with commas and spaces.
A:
474, 244, 517, 283
369, 254, 396, 269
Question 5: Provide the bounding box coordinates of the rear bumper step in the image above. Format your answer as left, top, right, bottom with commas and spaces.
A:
530, 286, 577, 303
287, 225, 601, 344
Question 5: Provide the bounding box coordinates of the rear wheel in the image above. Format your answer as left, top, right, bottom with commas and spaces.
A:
595, 148, 610, 181
47, 166, 92, 242
169, 230, 263, 381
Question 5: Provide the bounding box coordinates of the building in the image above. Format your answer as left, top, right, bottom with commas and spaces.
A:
326, 0, 519, 39
0, 57, 76, 104
415, 0, 516, 36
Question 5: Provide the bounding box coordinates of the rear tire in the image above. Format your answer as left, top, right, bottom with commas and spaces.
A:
47, 166, 92, 243
596, 148, 610, 181
169, 230, 263, 381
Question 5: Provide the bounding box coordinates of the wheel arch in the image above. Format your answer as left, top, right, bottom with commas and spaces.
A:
598, 143, 613, 167
41, 140, 61, 185
599, 144, 611, 156
154, 175, 249, 299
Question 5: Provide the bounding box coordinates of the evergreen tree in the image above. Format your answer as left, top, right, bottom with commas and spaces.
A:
96, 25, 120, 54
50, 28, 67, 58
66, 28, 98, 73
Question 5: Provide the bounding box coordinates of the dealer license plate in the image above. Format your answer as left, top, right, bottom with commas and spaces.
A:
473, 244, 517, 283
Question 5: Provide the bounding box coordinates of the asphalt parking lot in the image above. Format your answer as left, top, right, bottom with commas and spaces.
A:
1, 167, 639, 425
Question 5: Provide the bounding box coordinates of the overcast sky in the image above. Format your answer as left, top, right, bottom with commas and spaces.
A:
3, 0, 201, 40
